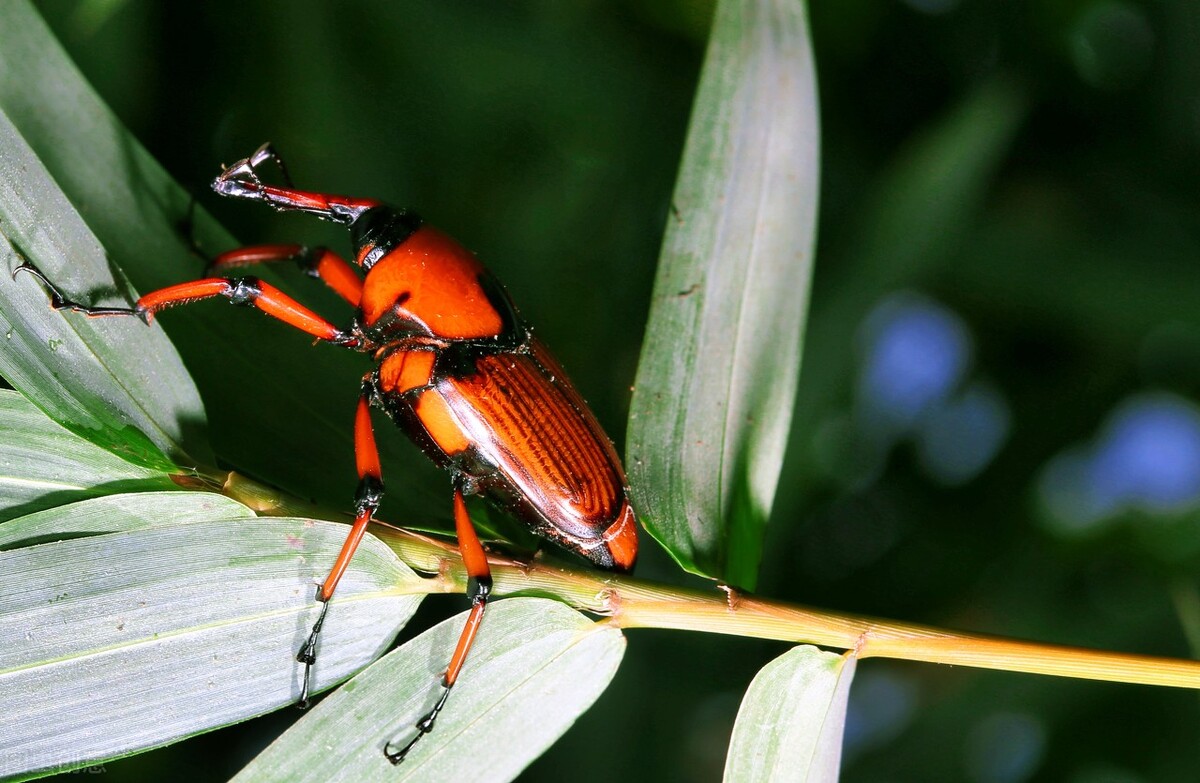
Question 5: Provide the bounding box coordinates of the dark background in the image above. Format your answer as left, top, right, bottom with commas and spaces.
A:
31, 0, 1200, 780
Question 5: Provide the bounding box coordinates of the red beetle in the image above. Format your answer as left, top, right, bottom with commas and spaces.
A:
18, 144, 638, 763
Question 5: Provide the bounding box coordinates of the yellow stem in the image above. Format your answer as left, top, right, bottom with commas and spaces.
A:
217, 471, 1200, 691
367, 524, 1200, 690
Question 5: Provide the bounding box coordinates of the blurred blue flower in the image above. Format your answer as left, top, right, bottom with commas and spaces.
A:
917, 381, 1011, 486
858, 293, 971, 434
853, 292, 1008, 484
1039, 393, 1200, 534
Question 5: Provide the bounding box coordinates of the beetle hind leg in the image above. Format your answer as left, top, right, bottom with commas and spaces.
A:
384, 481, 492, 764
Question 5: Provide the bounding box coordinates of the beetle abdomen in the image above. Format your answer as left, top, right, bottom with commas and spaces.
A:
408, 339, 636, 571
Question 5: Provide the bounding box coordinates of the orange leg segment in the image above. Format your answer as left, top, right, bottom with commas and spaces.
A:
207, 244, 364, 308
14, 262, 358, 347
445, 489, 491, 687
385, 483, 493, 764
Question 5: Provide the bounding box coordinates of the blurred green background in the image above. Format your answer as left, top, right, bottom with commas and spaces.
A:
27, 0, 1200, 780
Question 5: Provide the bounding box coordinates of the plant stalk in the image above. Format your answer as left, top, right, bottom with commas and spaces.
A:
371, 524, 1200, 690
221, 470, 1200, 691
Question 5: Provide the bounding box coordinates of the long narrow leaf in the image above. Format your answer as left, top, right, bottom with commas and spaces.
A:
724, 647, 856, 783
0, 389, 177, 522
626, 0, 820, 588
0, 490, 251, 549
232, 598, 625, 783
0, 109, 204, 470
0, 516, 422, 781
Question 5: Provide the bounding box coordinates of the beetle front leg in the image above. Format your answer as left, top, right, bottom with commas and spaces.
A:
13, 261, 152, 318
15, 260, 361, 348
384, 480, 492, 764
212, 143, 381, 226
207, 244, 364, 307
296, 381, 384, 707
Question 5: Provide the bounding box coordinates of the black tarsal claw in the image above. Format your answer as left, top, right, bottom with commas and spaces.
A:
294, 589, 330, 710
249, 143, 275, 169
383, 685, 452, 764
13, 262, 71, 309
12, 260, 41, 283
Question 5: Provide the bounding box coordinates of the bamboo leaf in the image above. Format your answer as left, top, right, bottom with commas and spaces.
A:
626, 0, 820, 588
0, 490, 251, 549
724, 646, 856, 783
0, 108, 205, 470
0, 389, 177, 522
232, 598, 625, 783
0, 515, 422, 781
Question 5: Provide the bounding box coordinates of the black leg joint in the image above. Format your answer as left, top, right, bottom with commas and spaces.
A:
227, 276, 261, 306
354, 474, 384, 515
361, 375, 389, 407
332, 329, 363, 349
466, 575, 492, 606
295, 246, 323, 278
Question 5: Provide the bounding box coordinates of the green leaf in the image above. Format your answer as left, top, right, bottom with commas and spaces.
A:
627, 0, 820, 588
0, 107, 204, 471
232, 598, 625, 783
0, 490, 251, 549
0, 389, 178, 522
724, 646, 856, 783
0, 515, 422, 781
0, 0, 446, 518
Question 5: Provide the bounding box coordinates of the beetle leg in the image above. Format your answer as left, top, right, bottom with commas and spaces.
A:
444, 485, 493, 687
242, 142, 297, 189
206, 245, 363, 308
15, 261, 360, 348
296, 382, 384, 707
212, 144, 380, 226
384, 481, 492, 764
12, 261, 150, 318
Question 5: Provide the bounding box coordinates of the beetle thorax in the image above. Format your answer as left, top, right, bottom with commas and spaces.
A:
358, 226, 507, 341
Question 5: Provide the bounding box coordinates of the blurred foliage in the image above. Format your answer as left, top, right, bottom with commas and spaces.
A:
24, 0, 1200, 780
